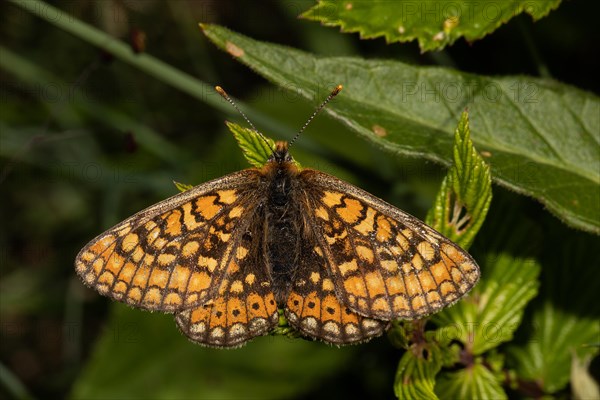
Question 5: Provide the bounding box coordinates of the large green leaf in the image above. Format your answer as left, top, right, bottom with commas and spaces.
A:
505, 234, 600, 394
200, 24, 600, 235
70, 304, 354, 399
302, 0, 562, 52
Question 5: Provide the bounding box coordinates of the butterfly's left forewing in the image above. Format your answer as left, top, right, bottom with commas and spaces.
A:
75, 170, 266, 313
300, 169, 480, 322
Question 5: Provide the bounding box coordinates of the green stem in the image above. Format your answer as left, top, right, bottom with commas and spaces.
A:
0, 45, 183, 163
6, 0, 295, 138
0, 362, 34, 400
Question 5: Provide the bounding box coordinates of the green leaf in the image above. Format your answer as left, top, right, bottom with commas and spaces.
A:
302, 0, 562, 52
226, 121, 275, 168
270, 309, 302, 340
393, 342, 444, 399
435, 359, 507, 400
505, 234, 600, 394
431, 220, 541, 354
71, 304, 354, 399
426, 111, 492, 249
173, 181, 194, 192
200, 24, 600, 235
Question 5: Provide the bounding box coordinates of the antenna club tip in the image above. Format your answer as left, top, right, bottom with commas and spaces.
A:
215, 86, 226, 95
333, 84, 343, 95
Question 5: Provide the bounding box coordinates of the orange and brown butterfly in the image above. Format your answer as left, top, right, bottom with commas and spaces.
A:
75, 85, 480, 348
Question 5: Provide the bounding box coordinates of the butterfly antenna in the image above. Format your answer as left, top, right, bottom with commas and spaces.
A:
289, 84, 343, 148
215, 86, 272, 150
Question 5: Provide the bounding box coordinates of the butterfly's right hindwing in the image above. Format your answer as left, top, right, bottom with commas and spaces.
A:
285, 237, 388, 344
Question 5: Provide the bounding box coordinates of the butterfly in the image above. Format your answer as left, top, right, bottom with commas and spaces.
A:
75, 85, 480, 348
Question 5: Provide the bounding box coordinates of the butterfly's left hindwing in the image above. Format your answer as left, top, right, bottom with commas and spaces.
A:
174, 207, 279, 347
174, 264, 280, 347
75, 170, 265, 313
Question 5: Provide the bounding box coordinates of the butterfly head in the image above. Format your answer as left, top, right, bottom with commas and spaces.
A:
269, 141, 293, 164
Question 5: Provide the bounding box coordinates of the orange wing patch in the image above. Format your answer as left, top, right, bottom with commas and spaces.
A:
175, 261, 279, 347
285, 246, 387, 344
175, 291, 278, 348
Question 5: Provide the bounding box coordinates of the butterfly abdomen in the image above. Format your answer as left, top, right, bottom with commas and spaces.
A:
263, 159, 304, 303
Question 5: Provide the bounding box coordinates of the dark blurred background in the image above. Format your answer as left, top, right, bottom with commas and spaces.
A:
1, 0, 598, 399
